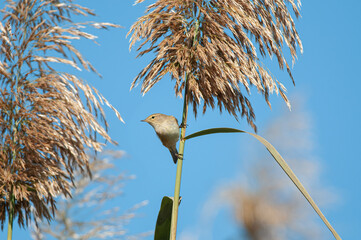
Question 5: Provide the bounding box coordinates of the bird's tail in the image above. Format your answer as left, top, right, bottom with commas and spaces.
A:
169, 147, 178, 164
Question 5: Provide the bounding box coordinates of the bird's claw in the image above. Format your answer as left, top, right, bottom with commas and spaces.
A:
176, 153, 184, 160
179, 122, 188, 128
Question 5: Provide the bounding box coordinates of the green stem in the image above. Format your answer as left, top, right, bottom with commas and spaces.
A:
7, 135, 17, 240
7, 101, 17, 240
170, 9, 200, 239
7, 192, 15, 240
170, 73, 189, 240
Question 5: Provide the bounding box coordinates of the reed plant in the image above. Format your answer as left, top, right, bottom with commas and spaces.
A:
129, 0, 340, 240
0, 1, 122, 239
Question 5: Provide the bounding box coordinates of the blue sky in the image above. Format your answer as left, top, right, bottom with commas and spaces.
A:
1, 0, 360, 239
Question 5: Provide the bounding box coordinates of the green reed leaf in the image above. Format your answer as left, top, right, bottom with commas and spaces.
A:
155, 196, 173, 240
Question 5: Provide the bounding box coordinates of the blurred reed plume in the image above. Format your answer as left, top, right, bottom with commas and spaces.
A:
224, 99, 332, 240
32, 150, 150, 240
129, 0, 303, 131
0, 0, 122, 229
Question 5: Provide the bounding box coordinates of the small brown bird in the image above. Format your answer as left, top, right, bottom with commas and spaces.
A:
141, 113, 180, 164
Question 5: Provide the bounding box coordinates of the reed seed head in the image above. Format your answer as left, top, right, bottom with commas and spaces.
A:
129, 0, 302, 131
0, 0, 122, 227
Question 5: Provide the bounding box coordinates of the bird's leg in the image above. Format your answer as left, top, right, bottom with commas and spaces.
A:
179, 122, 188, 128
176, 153, 184, 160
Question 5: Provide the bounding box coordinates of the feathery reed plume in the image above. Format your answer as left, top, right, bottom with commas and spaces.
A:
31, 150, 150, 240
0, 0, 122, 229
224, 99, 331, 240
129, 0, 302, 131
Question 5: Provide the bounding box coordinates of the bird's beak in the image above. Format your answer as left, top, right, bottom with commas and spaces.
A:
141, 119, 146, 123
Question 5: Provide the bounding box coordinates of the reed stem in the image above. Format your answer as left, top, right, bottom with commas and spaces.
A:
7, 192, 15, 240
170, 72, 189, 240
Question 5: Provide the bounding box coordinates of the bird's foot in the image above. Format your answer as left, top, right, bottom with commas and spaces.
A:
176, 153, 184, 160
179, 122, 188, 128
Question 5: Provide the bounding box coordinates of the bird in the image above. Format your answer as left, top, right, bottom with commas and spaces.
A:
141, 113, 180, 164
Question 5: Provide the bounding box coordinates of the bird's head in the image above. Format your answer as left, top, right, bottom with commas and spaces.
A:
141, 113, 167, 128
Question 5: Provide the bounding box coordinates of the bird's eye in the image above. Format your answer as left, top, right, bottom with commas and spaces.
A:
151, 116, 155, 119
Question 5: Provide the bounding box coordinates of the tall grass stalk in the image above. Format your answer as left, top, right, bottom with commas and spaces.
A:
171, 16, 199, 238
170, 73, 189, 240
7, 193, 14, 240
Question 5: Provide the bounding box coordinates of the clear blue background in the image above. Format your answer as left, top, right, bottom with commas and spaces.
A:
1, 0, 360, 239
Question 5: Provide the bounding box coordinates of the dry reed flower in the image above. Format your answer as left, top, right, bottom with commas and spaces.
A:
129, 0, 302, 131
224, 100, 329, 240
0, 0, 122, 228
31, 150, 150, 240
